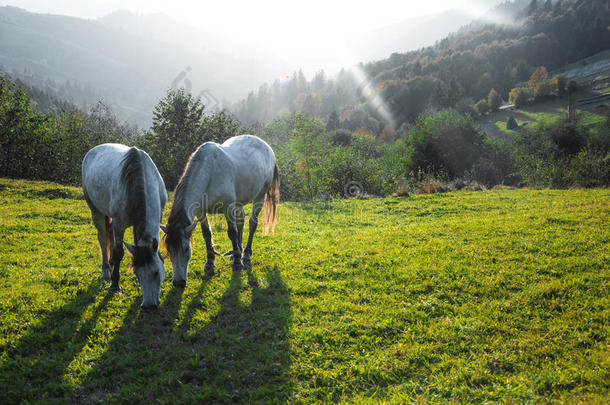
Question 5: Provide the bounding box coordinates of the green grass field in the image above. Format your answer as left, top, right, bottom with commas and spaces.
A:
0, 178, 609, 403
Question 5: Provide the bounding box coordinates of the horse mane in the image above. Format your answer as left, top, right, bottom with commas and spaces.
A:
164, 148, 200, 254
120, 147, 154, 266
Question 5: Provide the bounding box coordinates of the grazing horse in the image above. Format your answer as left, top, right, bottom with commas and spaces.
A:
82, 144, 167, 308
162, 135, 279, 287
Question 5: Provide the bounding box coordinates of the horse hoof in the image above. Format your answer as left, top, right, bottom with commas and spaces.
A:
173, 279, 187, 288
101, 268, 111, 282
109, 284, 121, 293
232, 261, 243, 272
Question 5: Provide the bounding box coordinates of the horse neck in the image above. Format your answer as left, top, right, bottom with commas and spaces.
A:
169, 176, 199, 227
135, 183, 162, 243
127, 159, 161, 244
169, 156, 210, 229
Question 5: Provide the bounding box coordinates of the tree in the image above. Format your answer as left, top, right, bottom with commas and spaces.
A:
506, 116, 519, 130
474, 99, 490, 115
326, 110, 340, 131
406, 111, 493, 180
528, 66, 548, 90
312, 70, 326, 91
509, 87, 533, 108
142, 88, 238, 189
553, 75, 568, 97
488, 88, 503, 112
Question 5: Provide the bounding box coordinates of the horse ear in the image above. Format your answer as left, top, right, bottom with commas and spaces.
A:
123, 241, 136, 256
160, 225, 167, 234
186, 220, 199, 234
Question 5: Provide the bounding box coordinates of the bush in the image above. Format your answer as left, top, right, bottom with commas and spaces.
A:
533, 80, 555, 101
487, 88, 503, 112
0, 75, 134, 184
474, 99, 490, 115
508, 87, 533, 107
330, 129, 352, 146
506, 116, 519, 130
268, 113, 408, 200
565, 147, 610, 187
510, 117, 610, 187
406, 111, 499, 183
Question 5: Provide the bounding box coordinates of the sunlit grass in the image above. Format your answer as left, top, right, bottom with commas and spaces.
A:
492, 106, 605, 135
0, 178, 608, 402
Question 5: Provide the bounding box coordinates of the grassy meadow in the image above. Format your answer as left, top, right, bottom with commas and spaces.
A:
0, 178, 608, 403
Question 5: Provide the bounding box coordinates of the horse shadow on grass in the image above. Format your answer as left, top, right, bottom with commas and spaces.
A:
76, 265, 292, 403
0, 281, 112, 403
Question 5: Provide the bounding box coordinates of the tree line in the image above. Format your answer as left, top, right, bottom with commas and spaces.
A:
234, 0, 609, 136
1, 73, 608, 200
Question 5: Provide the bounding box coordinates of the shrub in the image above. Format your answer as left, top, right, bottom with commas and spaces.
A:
508, 87, 533, 108
488, 88, 503, 112
0, 75, 134, 185
510, 117, 609, 187
533, 79, 555, 101
330, 129, 352, 146
565, 147, 610, 187
406, 111, 497, 182
474, 99, 490, 115
506, 116, 519, 130
552, 75, 568, 96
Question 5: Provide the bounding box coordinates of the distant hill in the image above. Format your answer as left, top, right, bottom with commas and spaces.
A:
345, 0, 523, 63
0, 7, 289, 127
234, 0, 610, 134
345, 10, 476, 63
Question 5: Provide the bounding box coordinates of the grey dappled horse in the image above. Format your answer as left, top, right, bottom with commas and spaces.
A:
82, 144, 167, 308
162, 135, 279, 287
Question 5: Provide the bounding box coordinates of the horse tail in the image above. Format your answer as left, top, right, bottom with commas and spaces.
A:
104, 215, 112, 259
262, 164, 279, 235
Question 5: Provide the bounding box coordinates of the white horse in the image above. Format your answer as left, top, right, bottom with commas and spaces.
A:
82, 144, 167, 309
162, 135, 279, 286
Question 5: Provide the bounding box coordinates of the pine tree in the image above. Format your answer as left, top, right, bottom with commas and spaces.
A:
326, 110, 340, 131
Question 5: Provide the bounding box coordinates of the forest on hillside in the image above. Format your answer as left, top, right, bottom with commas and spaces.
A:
234, 0, 609, 136
2, 72, 609, 200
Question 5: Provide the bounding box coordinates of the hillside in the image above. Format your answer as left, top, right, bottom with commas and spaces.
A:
0, 178, 608, 402
475, 50, 610, 138
0, 7, 288, 126
234, 0, 610, 135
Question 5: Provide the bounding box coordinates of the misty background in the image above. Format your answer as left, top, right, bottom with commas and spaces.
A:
0, 0, 510, 126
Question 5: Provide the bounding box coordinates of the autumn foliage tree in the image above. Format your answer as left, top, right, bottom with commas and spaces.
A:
488, 88, 503, 112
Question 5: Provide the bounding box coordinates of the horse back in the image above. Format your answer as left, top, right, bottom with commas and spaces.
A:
220, 135, 276, 203
82, 144, 165, 220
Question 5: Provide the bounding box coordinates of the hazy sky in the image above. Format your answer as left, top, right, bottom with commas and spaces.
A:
1, 0, 496, 73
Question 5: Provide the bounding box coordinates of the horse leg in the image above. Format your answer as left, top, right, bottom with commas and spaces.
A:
236, 206, 245, 257
109, 221, 126, 293
200, 214, 216, 276
226, 208, 243, 272
242, 198, 264, 267
91, 211, 111, 281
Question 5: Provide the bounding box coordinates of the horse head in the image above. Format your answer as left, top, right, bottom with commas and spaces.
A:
124, 238, 165, 309
161, 220, 198, 287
